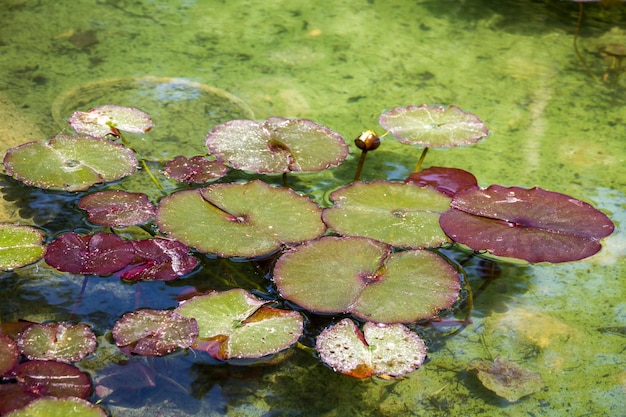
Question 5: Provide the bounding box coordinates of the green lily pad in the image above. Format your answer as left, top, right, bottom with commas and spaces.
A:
69, 105, 152, 138
379, 104, 488, 147
175, 289, 303, 360
316, 319, 427, 378
4, 397, 106, 417
156, 180, 326, 258
322, 181, 451, 249
0, 223, 45, 271
3, 135, 137, 191
17, 322, 97, 362
273, 236, 461, 323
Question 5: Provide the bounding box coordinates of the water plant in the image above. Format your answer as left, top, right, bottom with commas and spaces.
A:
0, 102, 615, 414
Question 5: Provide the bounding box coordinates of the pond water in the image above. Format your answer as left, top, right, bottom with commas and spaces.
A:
0, 0, 625, 416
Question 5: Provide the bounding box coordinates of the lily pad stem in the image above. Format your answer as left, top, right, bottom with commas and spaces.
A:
353, 149, 368, 182
413, 147, 429, 173
114, 130, 164, 191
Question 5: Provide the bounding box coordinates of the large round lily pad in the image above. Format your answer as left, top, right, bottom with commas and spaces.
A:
273, 236, 461, 323
156, 180, 326, 258
0, 223, 46, 271
322, 181, 451, 249
175, 289, 303, 359
205, 117, 349, 173
379, 104, 488, 147
3, 135, 137, 191
439, 185, 616, 263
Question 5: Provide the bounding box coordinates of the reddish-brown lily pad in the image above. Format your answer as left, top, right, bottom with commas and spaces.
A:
0, 333, 19, 375
78, 190, 156, 227
439, 185, 615, 263
164, 155, 228, 183
406, 166, 478, 197
116, 239, 198, 281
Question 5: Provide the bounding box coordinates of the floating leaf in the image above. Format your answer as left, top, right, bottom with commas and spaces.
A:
4, 396, 106, 417
439, 185, 615, 263
112, 309, 199, 356
0, 333, 19, 375
205, 117, 348, 173
156, 180, 326, 258
17, 322, 97, 362
116, 239, 198, 281
164, 155, 228, 183
379, 104, 488, 147
3, 135, 137, 191
78, 190, 156, 227
316, 319, 427, 378
406, 166, 478, 197
44, 232, 134, 274
468, 356, 545, 402
322, 181, 451, 249
0, 223, 46, 271
175, 289, 304, 359
69, 105, 152, 138
273, 236, 461, 323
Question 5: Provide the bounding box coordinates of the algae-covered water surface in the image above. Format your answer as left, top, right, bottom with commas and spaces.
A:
0, 1, 624, 416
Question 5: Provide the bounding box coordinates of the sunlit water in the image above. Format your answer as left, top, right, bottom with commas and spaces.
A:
0, 1, 624, 416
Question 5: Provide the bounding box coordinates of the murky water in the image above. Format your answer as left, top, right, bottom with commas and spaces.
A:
0, 1, 624, 416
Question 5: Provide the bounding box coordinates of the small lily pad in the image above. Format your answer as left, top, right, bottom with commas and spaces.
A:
4, 396, 106, 417
164, 155, 228, 183
78, 190, 156, 227
205, 117, 349, 173
439, 185, 616, 263
379, 104, 488, 147
69, 105, 152, 138
322, 181, 451, 249
406, 166, 478, 197
0, 223, 46, 271
468, 356, 545, 402
116, 239, 198, 281
17, 322, 97, 362
316, 319, 427, 378
112, 309, 199, 356
175, 289, 304, 360
3, 135, 137, 191
273, 236, 461, 323
156, 180, 326, 258
0, 333, 19, 375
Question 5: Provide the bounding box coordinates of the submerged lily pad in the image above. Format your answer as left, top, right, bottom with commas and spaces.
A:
78, 190, 156, 227
116, 239, 198, 281
4, 396, 106, 417
0, 224, 46, 271
17, 322, 97, 362
440, 185, 615, 263
379, 104, 488, 147
164, 155, 228, 183
112, 309, 199, 356
316, 319, 427, 378
322, 181, 451, 249
3, 135, 137, 191
205, 117, 348, 173
468, 356, 544, 402
273, 236, 460, 323
156, 180, 326, 258
175, 289, 303, 359
69, 105, 152, 138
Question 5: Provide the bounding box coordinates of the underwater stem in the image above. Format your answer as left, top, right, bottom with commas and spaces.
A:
413, 147, 429, 173
573, 3, 599, 82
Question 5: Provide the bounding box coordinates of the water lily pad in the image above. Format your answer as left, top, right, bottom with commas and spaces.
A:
78, 190, 156, 227
156, 180, 326, 258
405, 166, 478, 197
112, 309, 199, 356
316, 319, 427, 378
116, 239, 198, 281
175, 289, 304, 359
0, 223, 46, 271
205, 117, 348, 173
4, 396, 106, 417
17, 322, 97, 362
3, 135, 137, 191
0, 333, 18, 374
468, 356, 544, 402
439, 185, 616, 263
44, 232, 134, 275
164, 155, 228, 183
322, 181, 451, 249
69, 105, 152, 138
379, 104, 488, 147
273, 236, 461, 323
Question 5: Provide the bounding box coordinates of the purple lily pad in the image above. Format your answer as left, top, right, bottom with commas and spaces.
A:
164, 155, 228, 183
112, 309, 199, 356
379, 104, 488, 147
10, 360, 92, 399
69, 105, 152, 138
44, 232, 134, 274
17, 322, 97, 362
116, 238, 198, 281
440, 185, 615, 263
205, 117, 348, 173
406, 166, 478, 197
78, 190, 156, 227
0, 333, 19, 375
